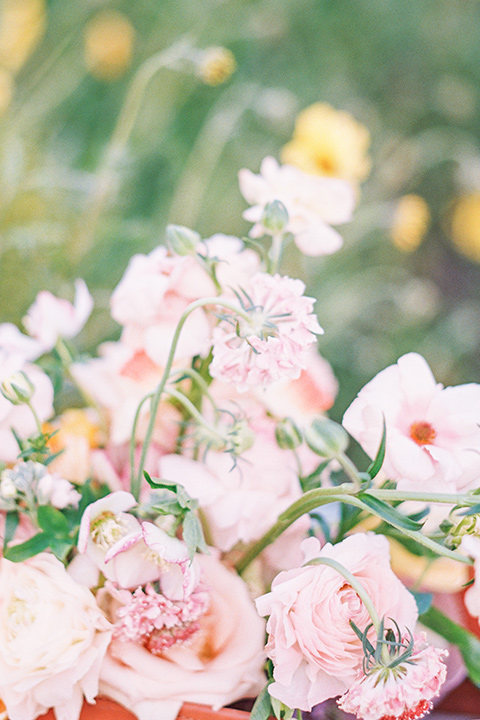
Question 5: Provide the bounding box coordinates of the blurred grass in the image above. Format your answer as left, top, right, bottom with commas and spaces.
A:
2, 0, 480, 412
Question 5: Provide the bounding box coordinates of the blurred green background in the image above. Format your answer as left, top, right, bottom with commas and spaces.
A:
2, 0, 480, 419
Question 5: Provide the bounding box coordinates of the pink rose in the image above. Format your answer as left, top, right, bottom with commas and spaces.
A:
23, 279, 93, 353
342, 352, 480, 492
0, 553, 112, 720
98, 553, 266, 720
255, 533, 418, 711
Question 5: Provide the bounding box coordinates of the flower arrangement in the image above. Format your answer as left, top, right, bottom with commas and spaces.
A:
2, 125, 480, 720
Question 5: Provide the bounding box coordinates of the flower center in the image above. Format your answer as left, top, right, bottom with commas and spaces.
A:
90, 511, 125, 549
379, 698, 432, 720
410, 421, 436, 446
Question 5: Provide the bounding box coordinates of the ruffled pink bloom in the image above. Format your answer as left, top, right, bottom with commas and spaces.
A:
337, 633, 447, 720
0, 553, 112, 720
0, 350, 54, 463
238, 156, 355, 256
110, 246, 214, 366
210, 272, 322, 391
342, 352, 480, 492
23, 279, 93, 352
255, 534, 418, 712
199, 233, 260, 290
98, 553, 266, 720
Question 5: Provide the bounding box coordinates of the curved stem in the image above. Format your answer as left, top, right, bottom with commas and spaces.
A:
304, 556, 381, 634
336, 451, 363, 490
129, 392, 154, 486
366, 488, 480, 505
170, 366, 219, 418
131, 296, 251, 500
166, 387, 224, 441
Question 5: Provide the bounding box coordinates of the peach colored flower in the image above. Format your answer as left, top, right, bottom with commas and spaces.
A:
98, 553, 266, 720
0, 553, 112, 720
342, 352, 480, 492
210, 272, 322, 391
110, 246, 214, 366
238, 156, 355, 256
255, 534, 418, 711
23, 279, 93, 353
338, 633, 447, 720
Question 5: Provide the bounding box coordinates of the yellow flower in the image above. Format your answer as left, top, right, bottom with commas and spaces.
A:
0, 0, 45, 72
196, 46, 236, 86
84, 10, 135, 81
391, 194, 431, 252
450, 193, 480, 262
281, 102, 371, 183
389, 538, 469, 592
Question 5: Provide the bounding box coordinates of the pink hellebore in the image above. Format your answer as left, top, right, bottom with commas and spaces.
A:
210, 272, 322, 391
23, 279, 94, 353
255, 533, 418, 712
342, 352, 480, 492
238, 156, 356, 256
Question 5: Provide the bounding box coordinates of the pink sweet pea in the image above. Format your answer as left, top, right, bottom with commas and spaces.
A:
238, 156, 355, 256
23, 279, 93, 353
255, 533, 418, 712
342, 352, 480, 492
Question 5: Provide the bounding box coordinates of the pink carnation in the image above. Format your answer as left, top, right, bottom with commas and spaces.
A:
238, 156, 355, 256
255, 534, 418, 711
342, 352, 480, 492
338, 633, 447, 720
210, 272, 322, 391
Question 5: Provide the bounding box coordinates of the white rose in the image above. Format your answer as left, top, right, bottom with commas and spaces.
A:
0, 553, 112, 720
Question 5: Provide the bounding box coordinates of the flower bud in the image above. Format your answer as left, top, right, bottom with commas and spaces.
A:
196, 46, 236, 86
0, 470, 17, 500
1, 370, 35, 405
261, 200, 289, 234
275, 418, 303, 450
304, 416, 348, 457
166, 224, 201, 256
443, 509, 480, 549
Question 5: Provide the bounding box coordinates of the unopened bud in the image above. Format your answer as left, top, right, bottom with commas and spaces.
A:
196, 46, 236, 86
0, 470, 17, 500
304, 416, 348, 458
227, 419, 255, 455
262, 200, 289, 234
275, 418, 303, 450
443, 509, 480, 549
1, 371, 35, 405
166, 224, 201, 256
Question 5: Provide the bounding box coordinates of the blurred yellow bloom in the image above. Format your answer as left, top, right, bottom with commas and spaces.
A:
391, 194, 431, 252
450, 193, 480, 262
0, 0, 45, 72
45, 409, 104, 483
196, 46, 236, 86
389, 538, 469, 592
0, 66, 13, 114
281, 102, 371, 183
84, 10, 135, 81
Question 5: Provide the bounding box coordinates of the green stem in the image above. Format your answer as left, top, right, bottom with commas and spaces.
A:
366, 488, 480, 505
131, 296, 251, 500
170, 366, 219, 418
26, 401, 43, 435
268, 233, 284, 274
129, 392, 154, 486
305, 556, 381, 634
336, 451, 363, 490
166, 387, 224, 441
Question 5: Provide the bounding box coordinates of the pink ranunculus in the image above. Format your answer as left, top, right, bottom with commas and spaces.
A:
0, 553, 112, 720
98, 553, 266, 720
238, 156, 356, 256
342, 352, 480, 492
110, 246, 214, 366
210, 272, 322, 391
255, 533, 418, 712
23, 279, 94, 353
0, 350, 54, 463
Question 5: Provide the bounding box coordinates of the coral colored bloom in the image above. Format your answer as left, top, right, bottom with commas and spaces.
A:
337, 634, 447, 720
23, 279, 93, 352
210, 272, 322, 391
0, 553, 112, 720
255, 534, 418, 712
239, 156, 355, 256
342, 352, 480, 492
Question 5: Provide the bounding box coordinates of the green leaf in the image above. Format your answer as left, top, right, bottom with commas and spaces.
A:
4, 532, 50, 562
367, 418, 386, 479
182, 510, 208, 561
3, 511, 19, 551
358, 493, 424, 531
249, 684, 273, 720
300, 460, 331, 492
49, 536, 74, 563
420, 605, 480, 685
37, 505, 70, 536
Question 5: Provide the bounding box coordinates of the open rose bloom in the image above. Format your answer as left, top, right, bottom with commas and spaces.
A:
0, 145, 478, 720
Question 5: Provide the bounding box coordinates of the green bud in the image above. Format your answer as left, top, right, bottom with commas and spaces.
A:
444, 510, 480, 549
166, 224, 201, 256
275, 418, 303, 450
1, 371, 35, 405
304, 416, 348, 458
261, 200, 289, 234
227, 419, 255, 455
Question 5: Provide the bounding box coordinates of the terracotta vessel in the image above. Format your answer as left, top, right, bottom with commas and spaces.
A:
39, 699, 251, 720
